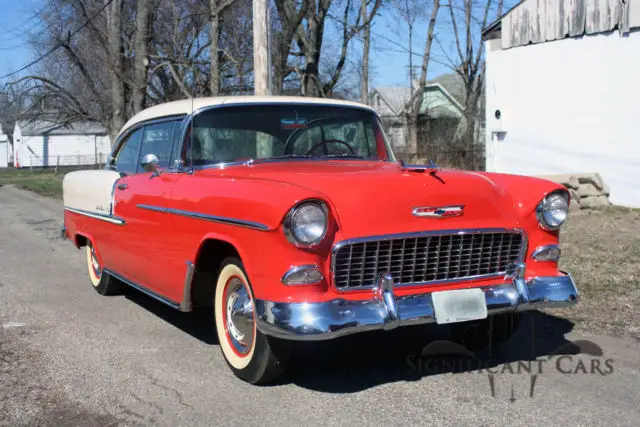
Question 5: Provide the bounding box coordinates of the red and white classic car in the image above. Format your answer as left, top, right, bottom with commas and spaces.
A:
62, 97, 578, 384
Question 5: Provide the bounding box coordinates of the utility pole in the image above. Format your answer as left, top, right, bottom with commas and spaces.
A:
253, 0, 269, 96
253, 0, 271, 156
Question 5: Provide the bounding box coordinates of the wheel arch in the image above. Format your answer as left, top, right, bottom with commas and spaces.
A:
190, 233, 252, 307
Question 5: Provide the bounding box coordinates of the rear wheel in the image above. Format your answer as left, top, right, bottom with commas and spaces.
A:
86, 242, 121, 295
214, 258, 290, 384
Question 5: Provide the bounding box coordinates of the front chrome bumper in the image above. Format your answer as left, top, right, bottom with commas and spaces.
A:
255, 272, 579, 341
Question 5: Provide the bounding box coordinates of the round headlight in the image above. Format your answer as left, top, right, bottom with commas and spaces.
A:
536, 191, 569, 230
286, 202, 328, 245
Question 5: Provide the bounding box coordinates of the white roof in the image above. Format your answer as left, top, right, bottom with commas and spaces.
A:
120, 96, 375, 137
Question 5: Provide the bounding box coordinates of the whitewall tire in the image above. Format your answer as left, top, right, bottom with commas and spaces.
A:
214, 258, 290, 384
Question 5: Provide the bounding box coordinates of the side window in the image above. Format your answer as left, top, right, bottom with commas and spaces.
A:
114, 128, 143, 174
140, 122, 175, 169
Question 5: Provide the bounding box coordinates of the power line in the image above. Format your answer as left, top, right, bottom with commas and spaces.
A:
0, 0, 115, 81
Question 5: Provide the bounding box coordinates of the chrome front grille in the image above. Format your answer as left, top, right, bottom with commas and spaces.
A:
332, 230, 525, 290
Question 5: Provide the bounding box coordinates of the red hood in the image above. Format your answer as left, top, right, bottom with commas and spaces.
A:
216, 161, 521, 238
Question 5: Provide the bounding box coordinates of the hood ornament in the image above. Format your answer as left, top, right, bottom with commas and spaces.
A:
412, 205, 464, 218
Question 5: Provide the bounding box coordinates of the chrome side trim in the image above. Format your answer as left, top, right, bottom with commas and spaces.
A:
64, 207, 126, 225
179, 262, 195, 312
255, 272, 578, 341
136, 204, 269, 231
103, 268, 180, 310
330, 228, 527, 292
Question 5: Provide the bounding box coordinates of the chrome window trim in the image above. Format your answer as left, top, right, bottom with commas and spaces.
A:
108, 114, 188, 174
64, 207, 126, 225
281, 265, 324, 285
136, 204, 269, 231
330, 228, 528, 292
175, 102, 394, 172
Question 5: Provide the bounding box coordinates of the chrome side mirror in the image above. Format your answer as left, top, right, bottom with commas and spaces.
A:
141, 153, 160, 175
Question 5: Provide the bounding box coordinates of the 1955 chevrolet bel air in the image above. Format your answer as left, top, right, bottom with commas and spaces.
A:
62, 96, 579, 384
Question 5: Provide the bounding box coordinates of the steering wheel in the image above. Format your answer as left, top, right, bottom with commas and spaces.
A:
305, 139, 356, 155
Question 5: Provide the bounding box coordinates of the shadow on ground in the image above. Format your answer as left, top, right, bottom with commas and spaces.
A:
123, 287, 218, 345
123, 286, 577, 393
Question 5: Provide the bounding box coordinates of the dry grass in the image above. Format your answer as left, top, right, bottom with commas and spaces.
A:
556, 206, 640, 338
0, 169, 64, 199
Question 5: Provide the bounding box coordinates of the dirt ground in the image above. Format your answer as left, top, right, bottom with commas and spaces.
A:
557, 206, 640, 339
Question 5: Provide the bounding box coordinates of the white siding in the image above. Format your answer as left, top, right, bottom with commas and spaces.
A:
0, 142, 8, 168
485, 30, 640, 208
14, 132, 112, 168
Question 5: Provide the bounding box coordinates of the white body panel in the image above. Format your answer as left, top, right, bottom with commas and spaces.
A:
63, 170, 121, 216
485, 31, 640, 207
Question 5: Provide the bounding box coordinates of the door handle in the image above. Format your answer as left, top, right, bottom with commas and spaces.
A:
117, 183, 128, 190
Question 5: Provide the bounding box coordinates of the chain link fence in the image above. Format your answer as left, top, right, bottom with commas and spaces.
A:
20, 153, 108, 171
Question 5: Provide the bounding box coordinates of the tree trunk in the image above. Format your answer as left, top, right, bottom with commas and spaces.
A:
107, 0, 125, 141
360, 0, 370, 104
210, 0, 220, 96
406, 0, 440, 158
133, 0, 151, 114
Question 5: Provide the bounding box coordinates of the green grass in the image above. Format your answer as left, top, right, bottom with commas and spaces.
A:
0, 168, 65, 199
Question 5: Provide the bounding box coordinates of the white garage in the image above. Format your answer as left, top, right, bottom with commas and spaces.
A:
13, 121, 111, 168
0, 125, 8, 168
483, 0, 640, 208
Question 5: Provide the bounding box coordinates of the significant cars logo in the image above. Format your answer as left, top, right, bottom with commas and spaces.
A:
412, 205, 464, 218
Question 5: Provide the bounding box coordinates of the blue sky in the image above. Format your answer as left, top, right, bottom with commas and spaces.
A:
0, 0, 513, 90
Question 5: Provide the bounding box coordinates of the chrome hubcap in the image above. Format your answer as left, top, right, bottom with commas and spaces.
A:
225, 278, 255, 354
90, 245, 100, 276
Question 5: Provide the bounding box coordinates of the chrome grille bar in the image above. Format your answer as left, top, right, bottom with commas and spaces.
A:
331, 228, 526, 291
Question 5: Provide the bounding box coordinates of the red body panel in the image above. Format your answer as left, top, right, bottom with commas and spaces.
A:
66, 160, 568, 304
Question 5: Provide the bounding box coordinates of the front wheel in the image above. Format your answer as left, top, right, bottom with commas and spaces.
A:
214, 258, 290, 384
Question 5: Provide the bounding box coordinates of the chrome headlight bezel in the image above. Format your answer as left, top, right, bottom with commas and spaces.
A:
283, 200, 329, 247
536, 190, 569, 230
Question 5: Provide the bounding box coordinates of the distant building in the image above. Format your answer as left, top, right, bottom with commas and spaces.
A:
483, 0, 640, 207
370, 77, 466, 152
12, 121, 111, 168
0, 125, 9, 168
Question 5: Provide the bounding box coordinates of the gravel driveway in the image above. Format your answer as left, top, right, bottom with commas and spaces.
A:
1, 184, 639, 426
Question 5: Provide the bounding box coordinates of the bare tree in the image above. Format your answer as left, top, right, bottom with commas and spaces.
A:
274, 0, 381, 97
443, 0, 503, 166
389, 0, 426, 96
133, 0, 153, 114
210, 0, 240, 95
108, 0, 127, 137
405, 0, 440, 158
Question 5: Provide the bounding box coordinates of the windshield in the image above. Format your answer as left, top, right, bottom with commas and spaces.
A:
184, 105, 396, 166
